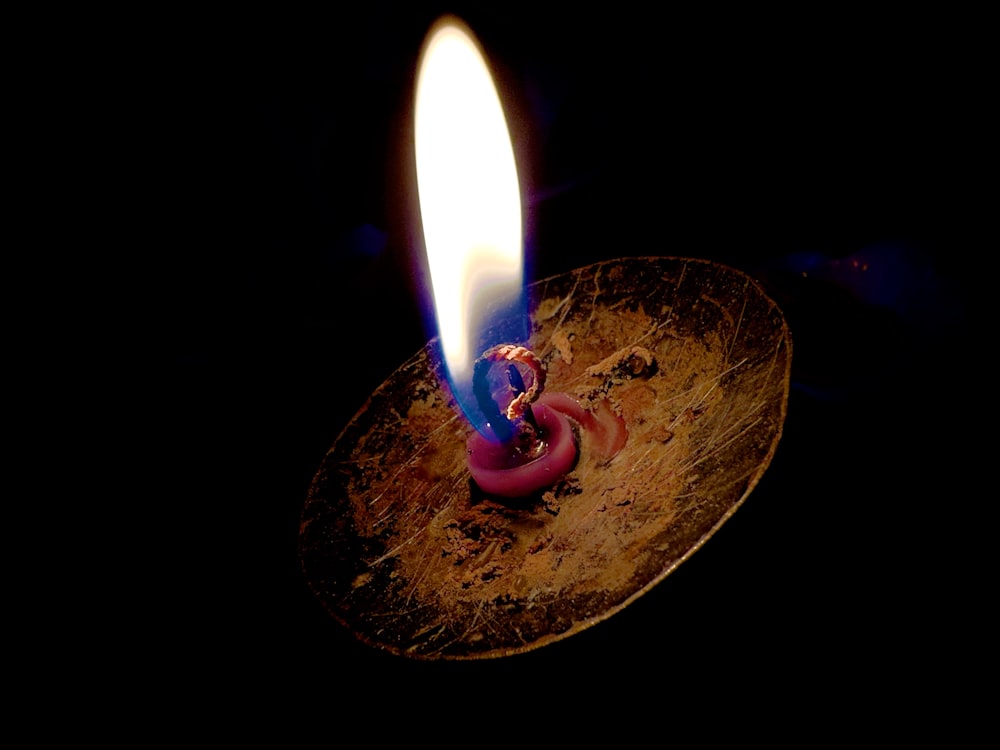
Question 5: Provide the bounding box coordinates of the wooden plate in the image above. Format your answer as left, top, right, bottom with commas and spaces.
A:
300, 256, 791, 659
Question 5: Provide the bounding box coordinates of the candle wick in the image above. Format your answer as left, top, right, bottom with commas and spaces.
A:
507, 364, 539, 433
473, 356, 513, 442
472, 344, 547, 444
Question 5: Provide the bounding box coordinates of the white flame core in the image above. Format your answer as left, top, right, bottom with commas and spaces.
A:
415, 20, 523, 385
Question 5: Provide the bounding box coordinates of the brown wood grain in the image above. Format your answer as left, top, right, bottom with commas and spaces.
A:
300, 257, 791, 658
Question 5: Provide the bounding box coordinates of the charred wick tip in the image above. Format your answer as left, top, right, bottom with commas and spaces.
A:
507, 363, 540, 433
473, 344, 547, 443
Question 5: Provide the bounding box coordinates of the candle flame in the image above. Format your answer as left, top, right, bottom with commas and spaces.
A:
415, 17, 524, 432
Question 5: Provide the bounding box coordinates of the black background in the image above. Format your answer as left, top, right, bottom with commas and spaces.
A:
164, 5, 985, 717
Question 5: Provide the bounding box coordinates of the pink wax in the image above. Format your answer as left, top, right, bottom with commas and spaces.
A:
466, 403, 577, 497
466, 393, 627, 498
536, 392, 627, 460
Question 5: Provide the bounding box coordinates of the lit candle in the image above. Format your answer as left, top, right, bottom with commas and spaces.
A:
415, 17, 603, 497
465, 344, 579, 497
299, 15, 792, 661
